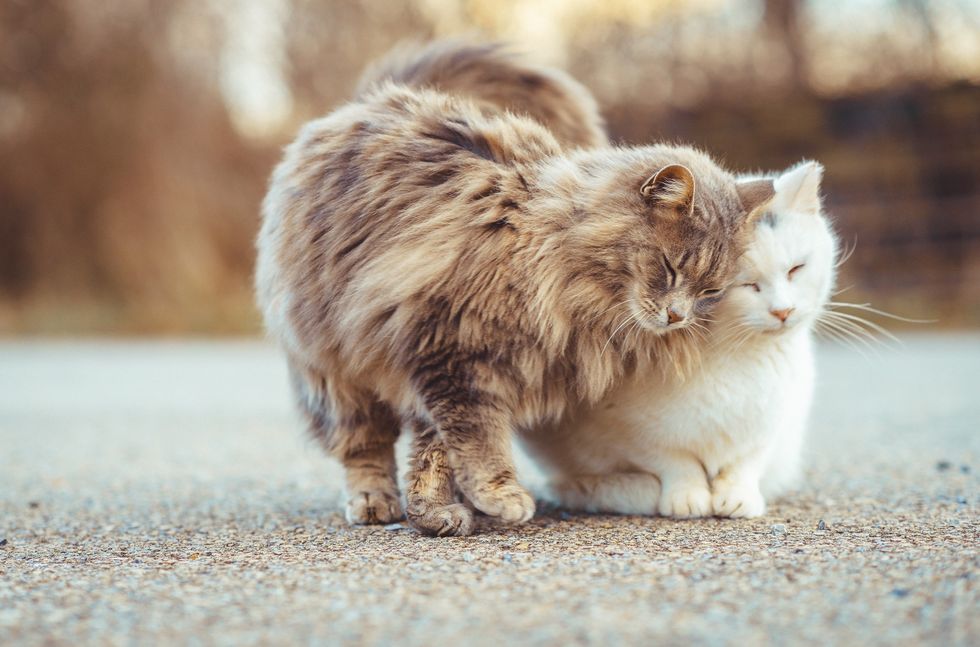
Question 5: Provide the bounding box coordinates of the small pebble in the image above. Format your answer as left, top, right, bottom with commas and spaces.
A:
817, 520, 827, 531
27, 501, 39, 509
961, 465, 971, 474
936, 461, 951, 472
771, 524, 786, 535
383, 523, 406, 531
956, 496, 967, 505
0, 538, 7, 546
890, 588, 910, 598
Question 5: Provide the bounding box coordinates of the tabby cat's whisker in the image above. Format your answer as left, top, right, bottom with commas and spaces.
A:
688, 323, 709, 344
589, 299, 634, 323
601, 311, 642, 357
624, 317, 646, 353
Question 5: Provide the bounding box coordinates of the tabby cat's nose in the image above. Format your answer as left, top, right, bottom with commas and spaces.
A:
667, 308, 685, 325
770, 307, 794, 323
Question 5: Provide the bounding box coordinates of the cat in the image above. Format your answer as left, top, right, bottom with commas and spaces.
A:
356, 40, 608, 149
522, 161, 836, 519
256, 74, 776, 534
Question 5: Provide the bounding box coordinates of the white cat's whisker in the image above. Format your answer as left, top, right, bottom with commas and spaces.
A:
825, 313, 900, 346
730, 330, 757, 355
822, 309, 900, 346
814, 321, 873, 359
816, 315, 879, 357
716, 322, 756, 355
828, 301, 935, 325
834, 235, 857, 268
820, 326, 876, 360
819, 311, 880, 343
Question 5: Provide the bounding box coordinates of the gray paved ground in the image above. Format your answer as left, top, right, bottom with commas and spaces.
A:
0, 335, 977, 646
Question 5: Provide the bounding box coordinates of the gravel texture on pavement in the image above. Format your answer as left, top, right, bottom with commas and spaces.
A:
0, 335, 977, 646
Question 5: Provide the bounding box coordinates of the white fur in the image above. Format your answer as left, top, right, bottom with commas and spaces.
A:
523, 161, 837, 518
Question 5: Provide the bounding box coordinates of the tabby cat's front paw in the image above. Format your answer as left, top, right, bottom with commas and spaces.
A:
345, 490, 404, 525
712, 482, 766, 518
658, 483, 713, 518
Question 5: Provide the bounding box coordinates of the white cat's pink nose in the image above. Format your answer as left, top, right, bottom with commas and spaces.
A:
770, 307, 794, 323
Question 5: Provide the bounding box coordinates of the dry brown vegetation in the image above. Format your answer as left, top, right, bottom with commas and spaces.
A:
1, 0, 978, 333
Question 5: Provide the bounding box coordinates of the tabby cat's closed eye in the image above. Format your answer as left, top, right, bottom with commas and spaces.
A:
662, 254, 677, 287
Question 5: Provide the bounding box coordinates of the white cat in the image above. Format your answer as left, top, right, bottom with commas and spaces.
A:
522, 161, 837, 518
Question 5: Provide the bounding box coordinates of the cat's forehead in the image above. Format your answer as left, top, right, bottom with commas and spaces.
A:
658, 218, 735, 279
742, 210, 831, 271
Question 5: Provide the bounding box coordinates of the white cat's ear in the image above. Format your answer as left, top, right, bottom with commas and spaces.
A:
774, 160, 824, 215
735, 178, 775, 222
640, 164, 695, 216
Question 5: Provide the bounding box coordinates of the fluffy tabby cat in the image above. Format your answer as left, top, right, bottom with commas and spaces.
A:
256, 45, 774, 535
523, 161, 835, 518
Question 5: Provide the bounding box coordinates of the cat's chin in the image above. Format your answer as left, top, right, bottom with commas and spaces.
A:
760, 319, 808, 336
636, 319, 674, 335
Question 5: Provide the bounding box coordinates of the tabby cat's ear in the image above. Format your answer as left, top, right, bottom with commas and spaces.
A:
735, 178, 776, 222
774, 160, 823, 215
640, 164, 695, 216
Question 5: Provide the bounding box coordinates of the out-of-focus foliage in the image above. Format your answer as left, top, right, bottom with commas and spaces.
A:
1, 0, 978, 333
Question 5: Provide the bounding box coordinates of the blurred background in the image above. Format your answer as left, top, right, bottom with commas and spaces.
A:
1, 0, 978, 335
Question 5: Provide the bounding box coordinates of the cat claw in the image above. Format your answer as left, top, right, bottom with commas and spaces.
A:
712, 484, 766, 518
659, 484, 713, 518
345, 490, 404, 525
407, 502, 475, 537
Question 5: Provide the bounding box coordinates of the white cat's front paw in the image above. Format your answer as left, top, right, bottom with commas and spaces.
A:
712, 481, 766, 518
659, 483, 713, 518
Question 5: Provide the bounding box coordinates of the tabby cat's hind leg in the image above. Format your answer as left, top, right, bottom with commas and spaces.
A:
288, 358, 403, 524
